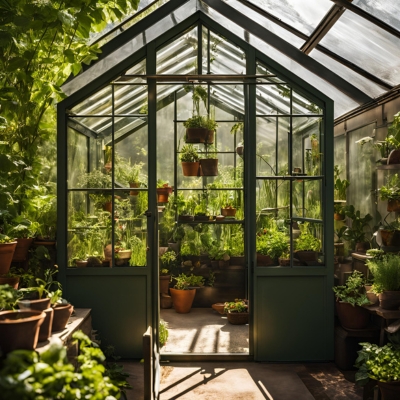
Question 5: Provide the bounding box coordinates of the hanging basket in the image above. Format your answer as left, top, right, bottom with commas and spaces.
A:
200, 158, 218, 176
387, 199, 400, 212
129, 182, 140, 196
205, 130, 214, 144
185, 128, 208, 143
157, 187, 171, 203
181, 161, 200, 176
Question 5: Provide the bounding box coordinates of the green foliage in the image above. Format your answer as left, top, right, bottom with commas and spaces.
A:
366, 253, 400, 292
334, 165, 349, 200
0, 234, 14, 244
160, 250, 178, 272
0, 331, 122, 399
224, 299, 248, 313
332, 270, 370, 306
378, 173, 400, 201
256, 228, 289, 259
19, 266, 61, 300
159, 319, 169, 347
342, 205, 373, 244
179, 144, 200, 162
128, 235, 147, 266
173, 273, 204, 290
0, 285, 22, 310
386, 111, 400, 150
355, 342, 400, 385
295, 222, 321, 252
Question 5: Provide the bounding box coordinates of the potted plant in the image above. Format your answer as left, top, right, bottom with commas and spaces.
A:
334, 165, 350, 201
124, 161, 145, 196
0, 234, 17, 276
342, 205, 373, 252
230, 122, 244, 157
355, 341, 400, 399
366, 253, 400, 310
256, 228, 289, 266
179, 144, 200, 176
333, 270, 371, 329
78, 168, 112, 211
385, 110, 400, 164
224, 299, 249, 325
221, 204, 236, 217
0, 269, 21, 289
156, 179, 172, 203
294, 222, 321, 263
160, 250, 178, 295
378, 173, 400, 212
334, 203, 346, 221
49, 290, 74, 332
159, 319, 169, 348
169, 273, 205, 313
199, 145, 218, 176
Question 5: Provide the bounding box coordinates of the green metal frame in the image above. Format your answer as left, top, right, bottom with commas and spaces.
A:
57, 11, 334, 365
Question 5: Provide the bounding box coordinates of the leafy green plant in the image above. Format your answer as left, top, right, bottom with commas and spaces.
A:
179, 144, 200, 163
0, 331, 123, 399
160, 250, 178, 272
334, 165, 350, 201
183, 115, 207, 129
332, 270, 370, 306
295, 223, 321, 252
355, 342, 400, 385
123, 161, 145, 185
366, 253, 400, 293
342, 205, 373, 244
159, 319, 169, 347
0, 284, 22, 310
256, 228, 289, 259
378, 173, 400, 201
19, 266, 61, 300
157, 179, 170, 188
0, 234, 15, 244
224, 299, 248, 313
173, 273, 205, 290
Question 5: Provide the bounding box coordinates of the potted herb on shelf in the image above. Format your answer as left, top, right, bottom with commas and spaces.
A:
157, 179, 172, 203
294, 222, 321, 264
0, 234, 17, 276
199, 145, 218, 176
224, 299, 249, 325
333, 270, 371, 329
170, 273, 205, 313
256, 228, 289, 266
366, 253, 400, 310
124, 161, 145, 196
230, 122, 244, 157
78, 168, 112, 211
334, 203, 345, 221
355, 341, 400, 399
179, 144, 200, 176
378, 173, 400, 212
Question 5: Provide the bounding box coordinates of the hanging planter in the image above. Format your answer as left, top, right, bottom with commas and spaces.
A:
180, 144, 200, 176
129, 182, 140, 196
181, 161, 200, 176
199, 158, 218, 176
185, 127, 208, 143
387, 199, 400, 212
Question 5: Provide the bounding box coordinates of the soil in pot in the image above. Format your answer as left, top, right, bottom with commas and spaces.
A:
0, 310, 45, 353
52, 303, 74, 332
335, 301, 370, 329
379, 291, 400, 310
0, 241, 17, 275
170, 288, 196, 313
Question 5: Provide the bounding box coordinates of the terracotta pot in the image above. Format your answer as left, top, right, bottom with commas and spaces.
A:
170, 288, 196, 313
103, 201, 112, 213
226, 312, 249, 325
294, 250, 318, 263
185, 128, 208, 143
157, 187, 170, 203
199, 158, 218, 176
206, 130, 214, 144
256, 253, 274, 266
387, 149, 400, 165
12, 238, 34, 262
38, 307, 54, 342
18, 298, 51, 311
387, 199, 400, 212
75, 260, 88, 268
0, 275, 20, 289
0, 310, 45, 353
380, 229, 395, 246
379, 291, 400, 310
236, 143, 244, 157
212, 303, 225, 314
335, 301, 370, 329
52, 303, 74, 332
378, 381, 400, 400
181, 161, 200, 176
129, 182, 140, 196
278, 257, 291, 266
0, 242, 17, 275
159, 275, 171, 295
221, 207, 236, 217
334, 213, 345, 221
365, 285, 379, 305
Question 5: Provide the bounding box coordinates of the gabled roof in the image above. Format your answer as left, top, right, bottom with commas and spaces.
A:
62, 0, 400, 120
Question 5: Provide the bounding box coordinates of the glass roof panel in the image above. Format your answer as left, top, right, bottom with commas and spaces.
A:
310, 49, 388, 98
157, 26, 198, 74
225, 0, 304, 47
353, 0, 400, 31
248, 0, 333, 36
319, 10, 400, 86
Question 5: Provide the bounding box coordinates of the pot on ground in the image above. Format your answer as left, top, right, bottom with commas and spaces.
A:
378, 381, 400, 400
0, 241, 17, 275
0, 310, 45, 353
335, 301, 370, 329
226, 312, 249, 325
52, 303, 74, 332
160, 275, 171, 295
170, 288, 196, 313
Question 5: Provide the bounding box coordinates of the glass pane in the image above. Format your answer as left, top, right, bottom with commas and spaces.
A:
114, 84, 148, 115
320, 11, 400, 86
310, 49, 387, 98
292, 91, 323, 115
156, 26, 198, 74
353, 0, 400, 31
249, 0, 333, 36
256, 84, 290, 115
70, 86, 112, 116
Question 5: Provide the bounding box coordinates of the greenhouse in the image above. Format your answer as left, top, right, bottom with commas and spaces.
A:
1, 0, 400, 399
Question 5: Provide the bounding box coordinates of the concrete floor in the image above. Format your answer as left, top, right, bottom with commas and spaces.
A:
119, 308, 364, 399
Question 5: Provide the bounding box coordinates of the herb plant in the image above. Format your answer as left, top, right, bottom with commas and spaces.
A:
366, 253, 400, 293
295, 222, 321, 252
224, 299, 248, 313
173, 273, 205, 290
332, 270, 370, 307
179, 144, 200, 163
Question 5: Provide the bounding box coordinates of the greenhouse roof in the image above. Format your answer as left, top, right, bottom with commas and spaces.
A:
63, 0, 400, 121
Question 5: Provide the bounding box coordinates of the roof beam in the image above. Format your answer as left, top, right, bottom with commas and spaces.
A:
330, 0, 400, 39
300, 3, 346, 54
201, 0, 372, 104
239, 0, 393, 90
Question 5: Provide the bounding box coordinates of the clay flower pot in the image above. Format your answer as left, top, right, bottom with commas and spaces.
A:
335, 301, 370, 329
226, 312, 249, 325
12, 238, 34, 262
185, 127, 208, 143
18, 298, 51, 311
170, 288, 196, 313
0, 241, 17, 275
379, 291, 400, 310
38, 307, 54, 342
52, 303, 74, 332
0, 275, 20, 289
181, 161, 200, 176
0, 310, 45, 353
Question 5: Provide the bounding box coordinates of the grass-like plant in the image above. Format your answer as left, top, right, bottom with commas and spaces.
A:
366, 253, 400, 293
